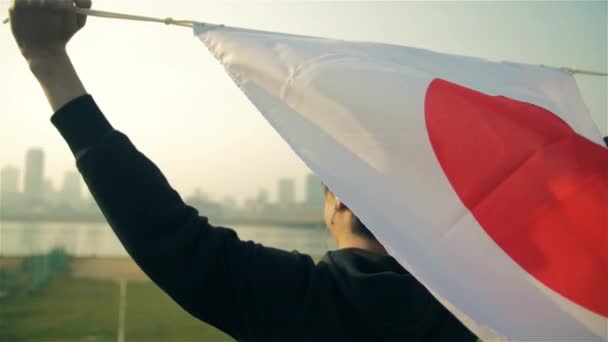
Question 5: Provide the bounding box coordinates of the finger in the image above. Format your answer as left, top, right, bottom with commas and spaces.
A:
15, 0, 71, 10
74, 0, 91, 28
11, 0, 27, 9
10, 0, 40, 15
47, 0, 73, 10
74, 0, 92, 8
27, 0, 50, 9
8, 0, 16, 28
11, 0, 64, 10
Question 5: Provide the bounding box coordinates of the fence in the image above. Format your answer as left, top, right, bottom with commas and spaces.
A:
0, 248, 68, 295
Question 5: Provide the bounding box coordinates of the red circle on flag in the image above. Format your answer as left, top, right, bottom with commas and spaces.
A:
425, 78, 608, 317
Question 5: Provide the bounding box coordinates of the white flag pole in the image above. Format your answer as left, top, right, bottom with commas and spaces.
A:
66, 8, 199, 28
2, 7, 222, 31
2, 7, 607, 77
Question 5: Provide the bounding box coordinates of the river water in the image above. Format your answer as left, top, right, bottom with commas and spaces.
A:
0, 221, 335, 257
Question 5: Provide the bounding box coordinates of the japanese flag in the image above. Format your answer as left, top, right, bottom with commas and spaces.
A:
195, 25, 607, 340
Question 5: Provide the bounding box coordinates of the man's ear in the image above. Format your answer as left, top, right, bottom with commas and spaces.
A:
335, 197, 345, 210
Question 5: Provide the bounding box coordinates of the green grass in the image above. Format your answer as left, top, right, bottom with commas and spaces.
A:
0, 272, 233, 342
125, 281, 232, 342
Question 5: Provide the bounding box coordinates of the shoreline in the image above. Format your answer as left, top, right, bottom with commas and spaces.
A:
0, 218, 324, 228
0, 255, 149, 282
0, 254, 325, 283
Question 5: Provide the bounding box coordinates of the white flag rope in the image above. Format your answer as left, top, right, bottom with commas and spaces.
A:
2, 7, 607, 77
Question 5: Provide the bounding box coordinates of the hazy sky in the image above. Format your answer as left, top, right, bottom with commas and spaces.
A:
1, 1, 606, 204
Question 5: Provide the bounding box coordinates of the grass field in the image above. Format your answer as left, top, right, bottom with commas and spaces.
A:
0, 271, 234, 342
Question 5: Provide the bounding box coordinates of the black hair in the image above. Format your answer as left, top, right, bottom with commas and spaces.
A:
350, 215, 376, 240
323, 184, 376, 240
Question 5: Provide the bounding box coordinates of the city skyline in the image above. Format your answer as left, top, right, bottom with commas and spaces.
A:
1, 147, 325, 209
2, 148, 83, 204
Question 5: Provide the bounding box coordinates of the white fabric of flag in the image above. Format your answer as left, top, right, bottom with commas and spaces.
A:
195, 25, 607, 341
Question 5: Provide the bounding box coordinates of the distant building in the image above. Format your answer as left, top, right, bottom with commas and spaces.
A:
62, 171, 82, 207
221, 196, 239, 218
187, 189, 223, 222
191, 188, 209, 202
256, 189, 269, 205
222, 196, 237, 210
43, 178, 56, 204
305, 174, 324, 207
24, 148, 44, 204
278, 178, 295, 206
244, 198, 259, 212
1, 166, 19, 194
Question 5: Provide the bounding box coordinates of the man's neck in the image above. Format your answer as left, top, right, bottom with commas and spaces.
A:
337, 235, 389, 256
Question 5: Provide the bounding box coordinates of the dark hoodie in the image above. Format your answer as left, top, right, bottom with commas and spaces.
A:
51, 95, 476, 342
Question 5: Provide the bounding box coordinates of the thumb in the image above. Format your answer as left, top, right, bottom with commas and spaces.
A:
74, 0, 92, 29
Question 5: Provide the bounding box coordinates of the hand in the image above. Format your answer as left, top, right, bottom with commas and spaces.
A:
9, 0, 92, 111
9, 0, 92, 61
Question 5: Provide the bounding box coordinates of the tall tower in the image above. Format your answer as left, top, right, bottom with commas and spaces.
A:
278, 178, 295, 205
305, 174, 324, 207
24, 148, 44, 204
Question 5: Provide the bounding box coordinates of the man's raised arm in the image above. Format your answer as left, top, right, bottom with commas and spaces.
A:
9, 2, 319, 340
9, 0, 246, 333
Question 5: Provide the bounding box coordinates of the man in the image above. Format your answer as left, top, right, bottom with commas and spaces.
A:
9, 1, 476, 341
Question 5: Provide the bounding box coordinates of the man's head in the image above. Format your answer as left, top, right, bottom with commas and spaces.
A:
323, 185, 386, 254
323, 185, 375, 239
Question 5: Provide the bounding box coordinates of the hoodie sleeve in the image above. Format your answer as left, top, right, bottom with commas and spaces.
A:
51, 95, 318, 340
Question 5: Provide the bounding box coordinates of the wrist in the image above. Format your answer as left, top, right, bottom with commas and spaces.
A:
26, 51, 87, 112
27, 49, 71, 77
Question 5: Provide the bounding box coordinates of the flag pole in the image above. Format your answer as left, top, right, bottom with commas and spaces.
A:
67, 8, 201, 28
2, 7, 217, 29
2, 8, 607, 77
